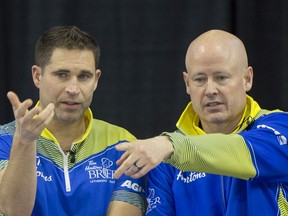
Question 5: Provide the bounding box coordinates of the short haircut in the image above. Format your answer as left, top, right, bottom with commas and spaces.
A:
34, 26, 100, 68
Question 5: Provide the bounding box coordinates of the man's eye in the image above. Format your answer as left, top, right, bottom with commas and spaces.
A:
57, 73, 68, 78
79, 73, 92, 80
194, 77, 205, 83
216, 76, 228, 81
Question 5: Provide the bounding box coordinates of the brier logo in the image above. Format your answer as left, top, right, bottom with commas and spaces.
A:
86, 158, 116, 182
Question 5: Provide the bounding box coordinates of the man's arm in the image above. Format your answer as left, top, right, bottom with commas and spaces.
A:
0, 140, 37, 215
113, 132, 255, 180
107, 201, 144, 216
163, 132, 256, 179
0, 91, 54, 215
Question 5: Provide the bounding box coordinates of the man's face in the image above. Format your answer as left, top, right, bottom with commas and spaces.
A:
32, 48, 101, 124
183, 45, 252, 131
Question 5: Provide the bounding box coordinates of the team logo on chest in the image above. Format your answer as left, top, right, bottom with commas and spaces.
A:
85, 158, 116, 183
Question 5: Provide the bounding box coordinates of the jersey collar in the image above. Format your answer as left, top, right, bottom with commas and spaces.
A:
36, 102, 93, 144
176, 95, 261, 135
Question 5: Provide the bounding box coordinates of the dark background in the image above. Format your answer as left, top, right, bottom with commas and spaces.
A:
1, 0, 288, 138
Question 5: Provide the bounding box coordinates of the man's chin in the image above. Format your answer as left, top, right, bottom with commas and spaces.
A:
55, 113, 83, 124
205, 114, 227, 124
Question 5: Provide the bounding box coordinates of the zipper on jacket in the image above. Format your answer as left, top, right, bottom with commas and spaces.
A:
58, 145, 72, 192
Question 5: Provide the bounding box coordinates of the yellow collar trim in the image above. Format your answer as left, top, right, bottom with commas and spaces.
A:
176, 95, 261, 135
40, 107, 93, 145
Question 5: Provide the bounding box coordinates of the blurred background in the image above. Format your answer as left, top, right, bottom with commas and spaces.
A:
1, 0, 288, 138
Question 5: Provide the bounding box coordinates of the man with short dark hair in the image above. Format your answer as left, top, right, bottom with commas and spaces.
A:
0, 26, 145, 216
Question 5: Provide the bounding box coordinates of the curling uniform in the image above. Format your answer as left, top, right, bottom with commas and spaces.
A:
146, 95, 288, 216
0, 108, 145, 216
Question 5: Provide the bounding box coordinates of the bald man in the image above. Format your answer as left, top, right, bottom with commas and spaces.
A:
114, 30, 288, 215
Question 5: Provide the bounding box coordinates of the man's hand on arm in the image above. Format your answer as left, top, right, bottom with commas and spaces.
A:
113, 136, 174, 179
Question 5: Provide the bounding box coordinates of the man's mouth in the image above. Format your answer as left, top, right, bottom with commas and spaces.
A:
206, 101, 222, 107
60, 101, 81, 110
64, 101, 79, 105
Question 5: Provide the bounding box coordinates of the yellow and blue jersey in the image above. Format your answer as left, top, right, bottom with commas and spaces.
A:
147, 95, 288, 215
0, 108, 146, 215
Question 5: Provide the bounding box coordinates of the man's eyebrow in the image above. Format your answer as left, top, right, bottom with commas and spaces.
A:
80, 70, 93, 74
52, 69, 70, 73
191, 72, 206, 78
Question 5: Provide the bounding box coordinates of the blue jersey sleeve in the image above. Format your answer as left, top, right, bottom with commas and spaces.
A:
112, 169, 146, 209
0, 133, 13, 160
0, 133, 13, 171
111, 147, 146, 212
240, 112, 288, 182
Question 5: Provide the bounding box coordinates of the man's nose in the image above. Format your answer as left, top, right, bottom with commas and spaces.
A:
205, 80, 218, 96
65, 78, 80, 95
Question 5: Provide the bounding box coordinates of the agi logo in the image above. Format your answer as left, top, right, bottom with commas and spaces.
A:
121, 180, 145, 193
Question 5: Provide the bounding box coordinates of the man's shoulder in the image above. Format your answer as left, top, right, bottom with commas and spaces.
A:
257, 109, 288, 120
0, 121, 16, 135
90, 119, 136, 141
91, 119, 127, 130
254, 109, 288, 130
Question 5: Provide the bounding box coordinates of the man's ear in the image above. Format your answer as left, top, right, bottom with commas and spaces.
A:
183, 71, 191, 95
32, 65, 42, 89
93, 69, 102, 91
244, 66, 253, 92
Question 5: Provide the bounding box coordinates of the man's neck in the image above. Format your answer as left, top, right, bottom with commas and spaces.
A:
201, 116, 242, 134
46, 118, 87, 152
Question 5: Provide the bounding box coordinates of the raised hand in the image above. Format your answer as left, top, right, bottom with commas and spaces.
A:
7, 91, 55, 143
